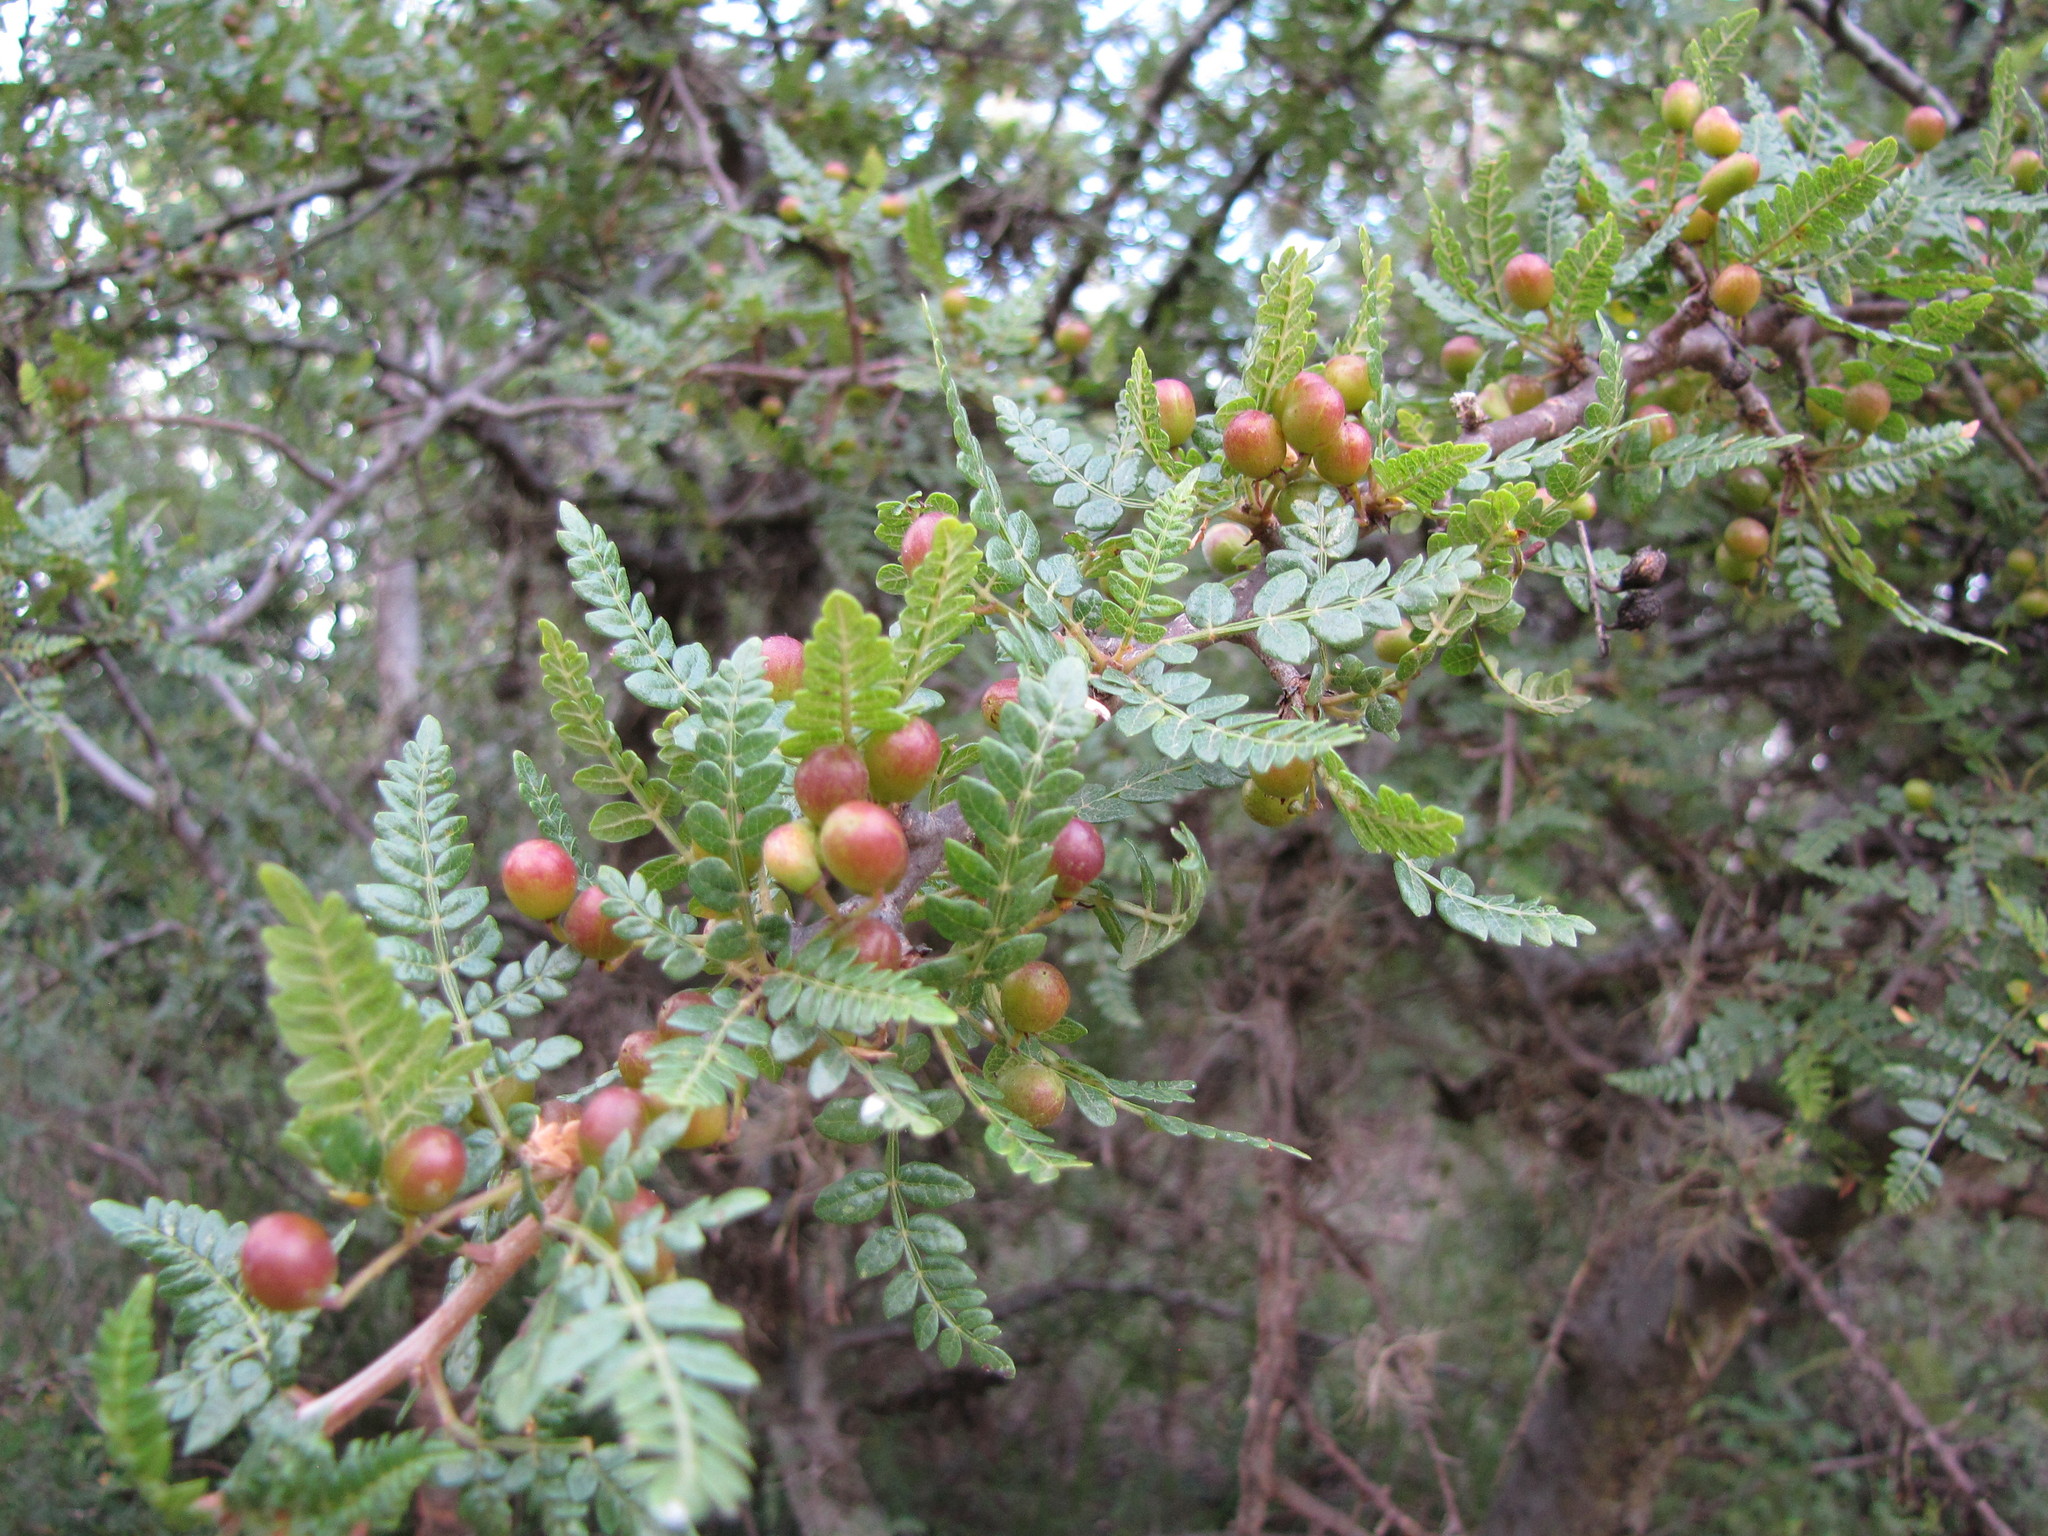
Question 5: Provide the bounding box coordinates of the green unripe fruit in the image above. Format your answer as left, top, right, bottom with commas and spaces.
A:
501, 839, 578, 921
383, 1124, 468, 1215
1901, 778, 1936, 813
1632, 403, 1677, 446
1000, 961, 1070, 1035
1697, 152, 1760, 210
240, 1213, 337, 1312
1722, 516, 1771, 561
939, 286, 970, 319
757, 394, 784, 420
1710, 263, 1762, 317
1241, 779, 1299, 827
1902, 105, 1947, 153
565, 886, 631, 962
2020, 587, 2048, 620
879, 192, 908, 218
1049, 817, 1105, 895
1564, 492, 1598, 521
795, 743, 871, 824
841, 916, 906, 969
577, 1086, 650, 1166
1503, 374, 1547, 415
1501, 252, 1555, 311
1313, 421, 1374, 487
1440, 335, 1483, 381
1677, 196, 1717, 244
1372, 627, 1415, 663
1661, 79, 1705, 132
996, 1062, 1066, 1128
1277, 370, 1348, 456
1223, 409, 1287, 478
1053, 316, 1092, 356
2004, 548, 2038, 579
763, 820, 824, 894
822, 160, 850, 182
472, 1073, 535, 1126
863, 717, 942, 803
777, 194, 803, 224
1251, 758, 1313, 799
586, 331, 612, 358
1727, 467, 1773, 511
1321, 354, 1372, 411
1841, 379, 1892, 434
676, 1103, 729, 1150
1155, 378, 1197, 445
2007, 149, 2045, 193
818, 801, 908, 893
1692, 105, 1742, 158
762, 635, 804, 699
1204, 521, 1259, 573
1714, 543, 1758, 583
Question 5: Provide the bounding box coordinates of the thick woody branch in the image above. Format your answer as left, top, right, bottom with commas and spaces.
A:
1784, 0, 1961, 125
876, 802, 969, 928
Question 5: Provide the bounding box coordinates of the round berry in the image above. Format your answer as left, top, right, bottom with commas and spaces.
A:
1313, 421, 1374, 487
794, 743, 871, 823
999, 961, 1069, 1035
1842, 379, 1892, 434
1661, 78, 1704, 132
1726, 466, 1774, 511
940, 286, 970, 319
1440, 335, 1483, 382
1723, 517, 1771, 561
564, 886, 631, 962
1692, 106, 1742, 158
1901, 778, 1937, 813
1276, 370, 1348, 457
1902, 105, 1947, 154
996, 1062, 1066, 1129
1155, 378, 1197, 445
842, 916, 906, 969
822, 159, 850, 181
879, 192, 908, 218
2020, 587, 2048, 620
776, 194, 803, 224
900, 510, 957, 573
469, 1072, 536, 1128
1501, 252, 1555, 311
1241, 779, 1298, 827
617, 1029, 662, 1088
676, 1103, 729, 1150
862, 717, 942, 803
1632, 403, 1677, 446
2004, 548, 2038, 579
1676, 195, 1718, 245
383, 1124, 468, 1215
1321, 354, 1372, 412
577, 1086, 650, 1165
1714, 543, 1759, 584
1250, 758, 1312, 800
1049, 817, 1105, 895
1697, 152, 1760, 210
586, 331, 612, 357
241, 1213, 336, 1311
656, 990, 716, 1030
1503, 374, 1547, 415
1204, 521, 1259, 573
1223, 409, 1287, 478
1844, 138, 1872, 159
2007, 149, 2045, 193
1053, 316, 1092, 356
981, 677, 1020, 727
763, 820, 824, 894
818, 801, 908, 894
1372, 627, 1415, 664
501, 839, 578, 921
762, 635, 805, 699
758, 394, 784, 420
1710, 263, 1762, 318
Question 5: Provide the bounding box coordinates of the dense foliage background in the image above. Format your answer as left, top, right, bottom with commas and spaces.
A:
6, 0, 2048, 1531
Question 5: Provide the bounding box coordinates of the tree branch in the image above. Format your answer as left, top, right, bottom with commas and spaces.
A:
88, 412, 339, 490
1291, 1389, 1433, 1536
1783, 0, 1961, 125
1950, 358, 2048, 503
204, 674, 372, 841
90, 645, 230, 891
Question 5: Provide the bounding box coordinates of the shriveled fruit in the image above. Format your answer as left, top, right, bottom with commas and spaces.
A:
1722, 517, 1772, 561
763, 820, 824, 894
1155, 378, 1197, 445
1053, 316, 1092, 355
383, 1124, 468, 1215
1276, 371, 1347, 456
1440, 335, 1482, 381
564, 886, 630, 962
794, 743, 871, 823
1902, 105, 1947, 153
1692, 105, 1742, 157
1714, 543, 1758, 583
1321, 354, 1372, 412
1313, 421, 1374, 487
1049, 817, 1106, 895
1241, 779, 1298, 827
1204, 521, 1259, 573
1841, 379, 1892, 433
1223, 409, 1287, 477
501, 838, 578, 921
1000, 961, 1070, 1035
996, 1062, 1066, 1128
1502, 374, 1547, 415
900, 510, 957, 573
676, 1103, 729, 1151
841, 916, 906, 969
1697, 152, 1760, 210
1901, 778, 1936, 813
2008, 149, 2045, 193
819, 801, 908, 893
1372, 627, 1415, 664
762, 634, 805, 699
1726, 466, 1773, 511
981, 677, 1020, 727
864, 717, 942, 803
577, 1086, 650, 1165
939, 286, 970, 319
1501, 252, 1555, 311
241, 1213, 337, 1311
1632, 403, 1677, 446
1661, 79, 1704, 132
1710, 263, 1762, 317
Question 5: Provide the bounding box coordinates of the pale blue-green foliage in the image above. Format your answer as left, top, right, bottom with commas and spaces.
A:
557, 502, 711, 713
219, 1408, 457, 1536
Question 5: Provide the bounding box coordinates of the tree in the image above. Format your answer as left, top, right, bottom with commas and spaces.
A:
7, 1, 2048, 1532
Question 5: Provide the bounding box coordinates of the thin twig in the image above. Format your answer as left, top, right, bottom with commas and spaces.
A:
203, 674, 371, 841
1951, 358, 2048, 505
1783, 0, 1961, 124
88, 413, 338, 490
1577, 518, 1609, 659
1290, 1389, 1433, 1536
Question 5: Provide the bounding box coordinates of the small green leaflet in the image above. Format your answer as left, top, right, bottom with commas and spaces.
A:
1393, 857, 1595, 947
783, 590, 907, 757
1320, 753, 1463, 859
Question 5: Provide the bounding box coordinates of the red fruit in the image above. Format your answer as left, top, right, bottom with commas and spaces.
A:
501, 839, 578, 921
999, 961, 1069, 1035
777, 194, 803, 223
1313, 421, 1374, 487
996, 1062, 1066, 1128
822, 159, 850, 181
577, 1086, 650, 1165
1222, 409, 1287, 478
1723, 517, 1772, 561
1203, 521, 1258, 573
1440, 335, 1482, 381
1276, 371, 1347, 456
1692, 105, 1742, 158
564, 886, 631, 962
382, 1124, 468, 1215
1053, 316, 1092, 356
795, 743, 871, 823
1049, 817, 1105, 895
1844, 139, 1872, 159
1842, 379, 1892, 433
1710, 263, 1762, 317
899, 511, 955, 573
762, 635, 805, 699
240, 1213, 337, 1311
1632, 403, 1677, 447
1503, 374, 1547, 415
863, 717, 942, 803
981, 676, 1020, 727
1501, 252, 1555, 311
763, 820, 824, 894
842, 916, 907, 969
818, 801, 908, 894
1155, 379, 1197, 445
617, 1029, 661, 1088
1661, 79, 1704, 132
1251, 758, 1313, 799
1321, 354, 1372, 412
1902, 105, 1947, 153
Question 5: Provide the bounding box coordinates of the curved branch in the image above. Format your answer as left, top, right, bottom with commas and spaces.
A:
1784, 0, 1961, 125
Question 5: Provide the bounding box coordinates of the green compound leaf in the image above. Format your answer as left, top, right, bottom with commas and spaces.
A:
1241, 245, 1319, 410
1393, 857, 1596, 947
556, 501, 711, 712
765, 940, 956, 1033
91, 1275, 208, 1524
783, 590, 908, 758
893, 512, 983, 695
1550, 213, 1621, 323
1320, 754, 1464, 859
